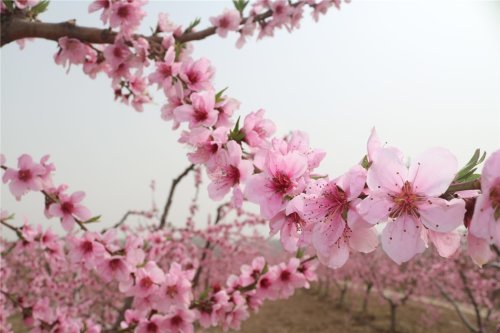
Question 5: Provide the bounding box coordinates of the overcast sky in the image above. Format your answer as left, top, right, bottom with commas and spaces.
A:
1, 0, 499, 237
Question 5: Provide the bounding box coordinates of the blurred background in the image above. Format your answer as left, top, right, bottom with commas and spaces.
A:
1, 0, 500, 235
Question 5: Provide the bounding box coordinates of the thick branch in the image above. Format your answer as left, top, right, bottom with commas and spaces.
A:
1, 7, 275, 47
158, 164, 195, 229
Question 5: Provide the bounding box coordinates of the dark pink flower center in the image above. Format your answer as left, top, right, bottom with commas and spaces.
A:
109, 258, 122, 271
113, 47, 124, 59
226, 165, 240, 184
389, 181, 422, 218
18, 169, 32, 182
280, 270, 291, 282
271, 172, 292, 194
140, 276, 153, 289
61, 201, 74, 214
170, 315, 183, 326
160, 64, 172, 78
193, 108, 208, 122
187, 70, 200, 85
287, 212, 305, 232
259, 277, 271, 289
166, 285, 178, 297
146, 322, 158, 332
81, 241, 93, 254
219, 17, 230, 28
117, 5, 130, 18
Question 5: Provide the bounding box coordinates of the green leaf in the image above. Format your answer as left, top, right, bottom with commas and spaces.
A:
454, 149, 487, 182
228, 116, 246, 142
296, 248, 305, 259
361, 155, 371, 169
261, 262, 269, 275
31, 0, 49, 16
184, 17, 201, 34
232, 0, 249, 14
215, 87, 228, 103
84, 215, 101, 224
199, 287, 210, 300
3, 0, 14, 11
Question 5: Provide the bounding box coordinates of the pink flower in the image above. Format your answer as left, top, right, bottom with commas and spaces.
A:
129, 261, 165, 298
154, 263, 192, 312
148, 47, 179, 91
269, 196, 310, 252
136, 315, 166, 333
96, 255, 131, 282
88, 0, 111, 24
209, 9, 241, 38
48, 191, 92, 231
207, 141, 253, 202
179, 58, 214, 92
174, 91, 218, 129
274, 258, 306, 299
358, 148, 466, 264
242, 109, 276, 148
109, 1, 146, 36
163, 307, 195, 333
469, 149, 500, 247
245, 152, 307, 219
2, 154, 45, 200
179, 127, 228, 168
54, 37, 93, 68
70, 232, 105, 268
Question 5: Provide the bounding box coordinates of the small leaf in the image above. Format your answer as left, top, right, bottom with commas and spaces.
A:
31, 0, 49, 16
261, 262, 269, 275
215, 87, 228, 103
184, 17, 201, 34
296, 248, 305, 259
3, 0, 14, 11
84, 215, 101, 224
361, 155, 371, 169
199, 287, 210, 300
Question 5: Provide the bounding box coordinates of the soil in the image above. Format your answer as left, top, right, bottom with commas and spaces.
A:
205, 288, 495, 333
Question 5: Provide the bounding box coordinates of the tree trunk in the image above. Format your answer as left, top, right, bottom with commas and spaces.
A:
361, 283, 373, 315
389, 302, 398, 333
338, 285, 348, 308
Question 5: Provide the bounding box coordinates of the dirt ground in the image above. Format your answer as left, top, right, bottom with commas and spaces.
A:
206, 288, 495, 333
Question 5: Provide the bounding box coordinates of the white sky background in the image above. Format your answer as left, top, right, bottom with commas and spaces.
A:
1, 0, 500, 237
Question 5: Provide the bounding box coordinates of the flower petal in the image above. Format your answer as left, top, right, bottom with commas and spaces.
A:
357, 192, 392, 225
367, 148, 408, 194
381, 216, 425, 264
408, 148, 457, 196
419, 198, 465, 233
428, 230, 460, 258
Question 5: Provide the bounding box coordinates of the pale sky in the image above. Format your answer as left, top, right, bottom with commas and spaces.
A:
1, 0, 499, 237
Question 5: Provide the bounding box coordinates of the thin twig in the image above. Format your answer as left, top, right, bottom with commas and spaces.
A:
158, 164, 195, 229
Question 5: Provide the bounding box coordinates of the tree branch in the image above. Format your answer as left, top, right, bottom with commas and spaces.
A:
1, 7, 276, 47
435, 283, 479, 333
158, 164, 195, 229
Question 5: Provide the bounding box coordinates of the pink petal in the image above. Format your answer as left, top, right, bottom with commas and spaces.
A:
18, 154, 34, 169
481, 149, 500, 190
428, 230, 460, 258
9, 181, 29, 200
357, 192, 392, 224
349, 226, 378, 253
70, 191, 86, 203
367, 148, 408, 194
318, 237, 349, 269
469, 194, 492, 239
408, 148, 457, 196
312, 217, 345, 255
467, 233, 493, 267
418, 198, 465, 233
61, 215, 75, 231
381, 216, 425, 264
73, 205, 92, 221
